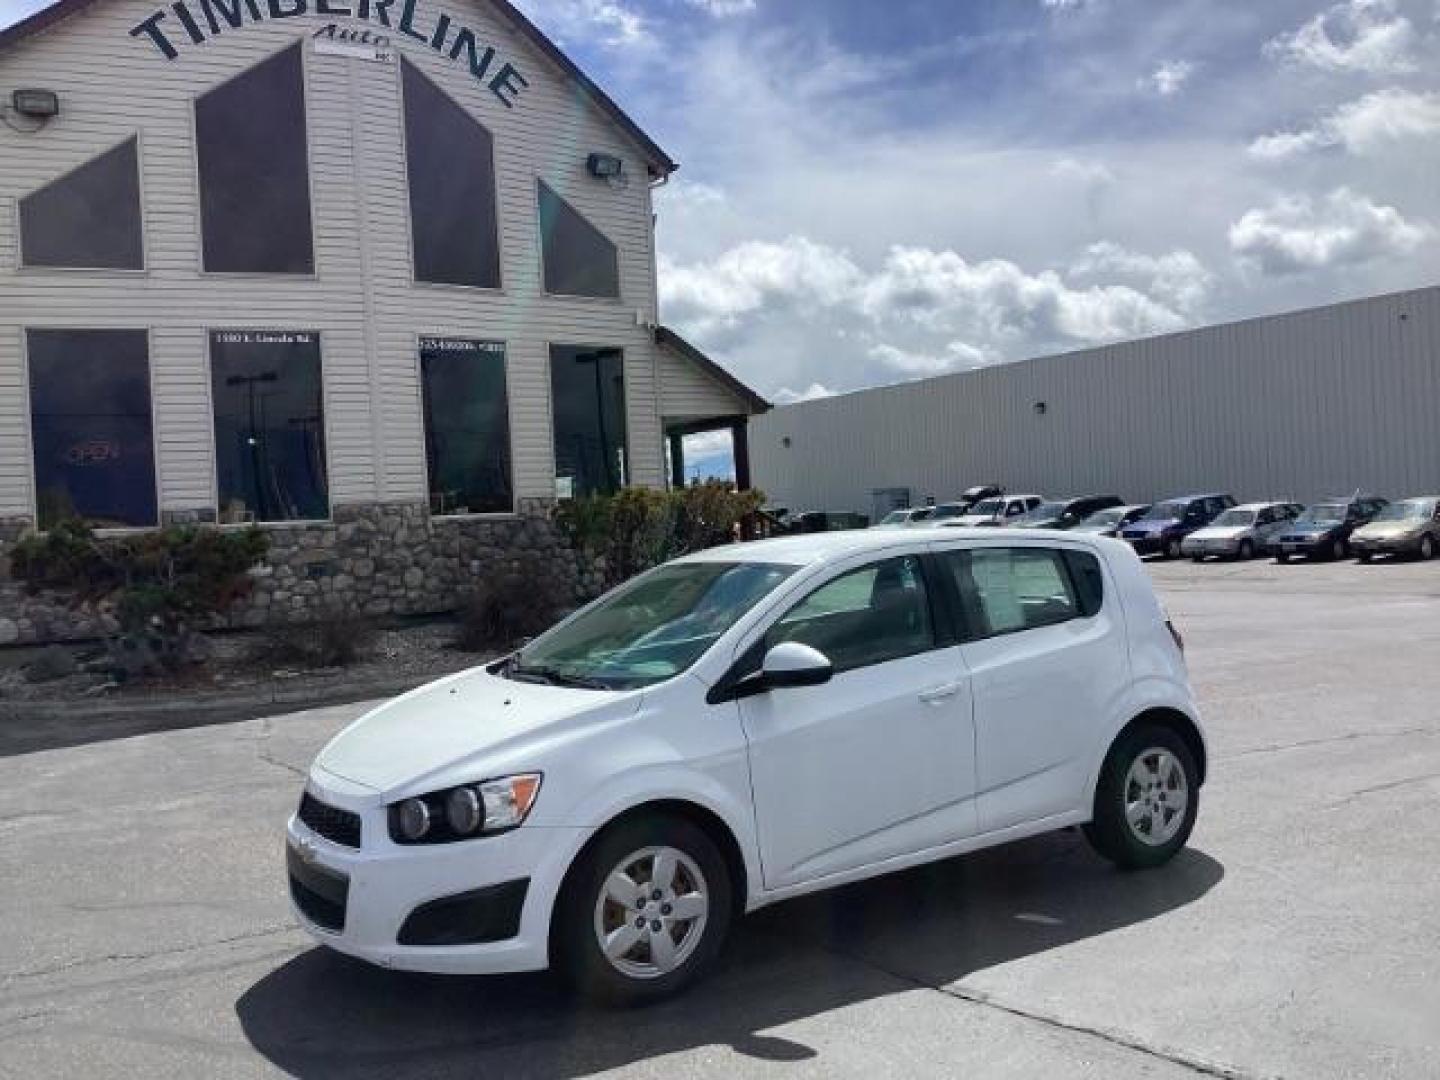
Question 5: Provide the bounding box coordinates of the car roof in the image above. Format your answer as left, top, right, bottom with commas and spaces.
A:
1158, 492, 1231, 502
679, 526, 1108, 568
1230, 501, 1290, 511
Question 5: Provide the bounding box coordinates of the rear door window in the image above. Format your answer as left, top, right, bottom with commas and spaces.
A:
940, 547, 1084, 641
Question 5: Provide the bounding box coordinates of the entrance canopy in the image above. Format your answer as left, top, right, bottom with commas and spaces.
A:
655, 327, 769, 491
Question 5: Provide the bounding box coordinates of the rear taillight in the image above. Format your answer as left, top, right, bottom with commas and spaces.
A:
1166, 619, 1185, 654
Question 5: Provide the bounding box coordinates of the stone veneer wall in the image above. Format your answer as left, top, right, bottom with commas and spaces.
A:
0, 501, 602, 647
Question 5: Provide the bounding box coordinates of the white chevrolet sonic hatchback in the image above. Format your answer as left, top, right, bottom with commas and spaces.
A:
288, 528, 1205, 1003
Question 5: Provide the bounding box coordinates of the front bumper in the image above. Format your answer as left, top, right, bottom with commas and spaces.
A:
1350, 534, 1421, 557
1275, 536, 1333, 558
1180, 537, 1240, 559
286, 770, 591, 975
1122, 533, 1171, 556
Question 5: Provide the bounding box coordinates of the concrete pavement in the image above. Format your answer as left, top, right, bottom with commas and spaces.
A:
3, 557, 1439, 1078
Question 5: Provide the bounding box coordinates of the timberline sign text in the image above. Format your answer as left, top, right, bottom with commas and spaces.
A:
129, 0, 529, 108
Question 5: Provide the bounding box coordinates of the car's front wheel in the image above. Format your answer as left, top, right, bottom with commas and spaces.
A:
554, 815, 732, 1005
1420, 534, 1436, 561
1085, 725, 1199, 870
1166, 538, 1183, 559
1237, 539, 1255, 561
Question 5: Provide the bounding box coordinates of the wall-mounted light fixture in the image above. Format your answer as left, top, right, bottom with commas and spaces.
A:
586, 153, 625, 180
13, 88, 59, 118
1033, 401, 1048, 416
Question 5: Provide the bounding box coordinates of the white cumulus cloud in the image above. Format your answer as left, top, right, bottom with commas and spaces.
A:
1264, 0, 1418, 74
774, 383, 839, 405
1249, 88, 1440, 159
1139, 60, 1197, 97
683, 0, 756, 14
1229, 187, 1431, 275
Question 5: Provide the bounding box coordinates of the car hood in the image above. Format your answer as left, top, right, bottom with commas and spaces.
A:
1189, 525, 1247, 541
1284, 523, 1339, 537
314, 666, 643, 796
1353, 521, 1416, 539
1124, 518, 1179, 534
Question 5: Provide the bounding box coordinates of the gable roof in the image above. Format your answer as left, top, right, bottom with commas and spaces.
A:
655, 325, 771, 414
0, 0, 677, 177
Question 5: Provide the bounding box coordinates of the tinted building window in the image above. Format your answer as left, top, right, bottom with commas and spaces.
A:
402, 57, 501, 288
195, 43, 314, 273
210, 331, 328, 523
420, 338, 512, 515
20, 138, 144, 270
550, 346, 627, 497
538, 182, 619, 298
26, 330, 156, 529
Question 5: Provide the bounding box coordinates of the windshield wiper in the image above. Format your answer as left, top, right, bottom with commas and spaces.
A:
508, 662, 611, 691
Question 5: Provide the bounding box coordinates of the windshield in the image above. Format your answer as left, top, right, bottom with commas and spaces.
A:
879, 510, 910, 525
1141, 500, 1187, 521
513, 561, 796, 690
1375, 499, 1435, 521
1298, 503, 1346, 524
969, 498, 1004, 515
1212, 509, 1256, 527
910, 508, 935, 521
1083, 507, 1126, 526
1017, 501, 1065, 522
929, 504, 965, 520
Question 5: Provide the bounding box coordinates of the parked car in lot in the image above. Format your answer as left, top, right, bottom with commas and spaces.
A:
1181, 502, 1302, 561
1121, 494, 1237, 559
288, 530, 1205, 1003
1010, 495, 1124, 531
1074, 504, 1150, 538
926, 502, 971, 524
1349, 497, 1440, 562
947, 494, 1043, 527
1274, 496, 1388, 563
873, 508, 926, 529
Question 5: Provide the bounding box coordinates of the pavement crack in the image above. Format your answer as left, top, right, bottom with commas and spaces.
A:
1327, 770, 1440, 807
251, 719, 308, 780
1220, 727, 1435, 761
4, 924, 295, 982
769, 929, 1273, 1080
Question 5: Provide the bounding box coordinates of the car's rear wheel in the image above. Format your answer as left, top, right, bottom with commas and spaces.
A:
1166, 539, 1183, 559
1420, 534, 1436, 561
1357, 551, 1372, 564
1275, 552, 1289, 564
1237, 539, 1254, 561
1085, 725, 1199, 870
554, 815, 732, 1005
1331, 538, 1347, 561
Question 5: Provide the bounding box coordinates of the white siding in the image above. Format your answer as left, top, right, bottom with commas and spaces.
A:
0, 0, 672, 517
752, 287, 1440, 514
658, 347, 751, 421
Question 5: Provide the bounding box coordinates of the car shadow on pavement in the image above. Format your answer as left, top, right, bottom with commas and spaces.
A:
236, 830, 1223, 1079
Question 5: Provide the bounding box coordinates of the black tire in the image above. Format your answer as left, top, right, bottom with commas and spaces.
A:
1275, 552, 1289, 565
1331, 538, 1347, 561
553, 815, 733, 1006
1166, 539, 1183, 560
1420, 534, 1436, 562
1237, 540, 1254, 561
1190, 553, 1204, 563
1084, 724, 1199, 870
1357, 551, 1372, 564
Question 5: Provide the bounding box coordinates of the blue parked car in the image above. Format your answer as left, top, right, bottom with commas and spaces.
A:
1120, 493, 1237, 559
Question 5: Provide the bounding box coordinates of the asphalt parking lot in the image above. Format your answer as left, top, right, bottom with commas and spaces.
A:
3, 556, 1440, 1079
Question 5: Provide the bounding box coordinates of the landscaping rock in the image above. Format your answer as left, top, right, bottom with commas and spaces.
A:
23, 646, 78, 683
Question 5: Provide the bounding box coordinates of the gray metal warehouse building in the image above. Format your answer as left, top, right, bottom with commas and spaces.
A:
751, 286, 1440, 520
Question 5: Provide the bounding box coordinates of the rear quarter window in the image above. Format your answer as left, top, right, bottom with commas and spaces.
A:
1061, 549, 1105, 617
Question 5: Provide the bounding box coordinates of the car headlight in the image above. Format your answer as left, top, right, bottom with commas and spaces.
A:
389, 773, 543, 845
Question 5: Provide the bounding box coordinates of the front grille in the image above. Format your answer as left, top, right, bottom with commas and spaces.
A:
288, 845, 349, 932
298, 792, 362, 849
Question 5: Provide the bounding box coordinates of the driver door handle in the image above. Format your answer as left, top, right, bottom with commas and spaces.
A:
919, 682, 963, 704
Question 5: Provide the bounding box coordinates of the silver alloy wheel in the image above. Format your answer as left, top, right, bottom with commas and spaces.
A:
1123, 748, 1189, 846
593, 845, 710, 980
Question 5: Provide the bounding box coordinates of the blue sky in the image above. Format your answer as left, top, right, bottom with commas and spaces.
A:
3, 0, 1437, 467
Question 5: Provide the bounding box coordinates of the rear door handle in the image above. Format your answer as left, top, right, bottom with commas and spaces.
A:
919, 683, 963, 704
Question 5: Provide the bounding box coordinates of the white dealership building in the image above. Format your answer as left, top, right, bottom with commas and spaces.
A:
752, 286, 1440, 520
0, 0, 766, 642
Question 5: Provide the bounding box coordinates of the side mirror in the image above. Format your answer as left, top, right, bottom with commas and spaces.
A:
760, 642, 834, 689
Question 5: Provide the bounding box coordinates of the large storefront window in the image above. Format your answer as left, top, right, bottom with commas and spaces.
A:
550, 345, 627, 497
402, 57, 501, 288
26, 330, 156, 529
538, 182, 620, 299
210, 331, 328, 523
419, 338, 513, 515
195, 43, 314, 274
20, 138, 144, 270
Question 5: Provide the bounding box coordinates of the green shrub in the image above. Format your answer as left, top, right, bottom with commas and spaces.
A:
455, 550, 571, 652
553, 481, 765, 591
10, 520, 269, 634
